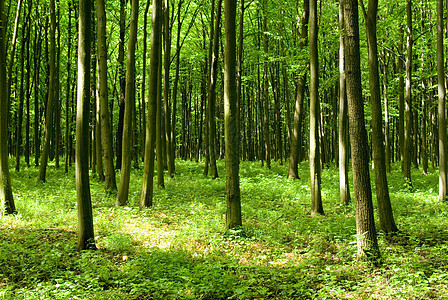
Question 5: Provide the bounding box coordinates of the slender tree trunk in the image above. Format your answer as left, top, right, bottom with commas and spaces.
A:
288, 0, 309, 179
362, 0, 398, 233
309, 0, 323, 215
65, 0, 72, 173
383, 54, 391, 173
344, 0, 379, 262
76, 0, 96, 251
438, 0, 446, 200
117, 0, 139, 206
224, 0, 242, 230
398, 27, 405, 172
141, 0, 151, 162
208, 0, 222, 179
15, 14, 26, 172
156, 32, 164, 188
404, 0, 413, 186
262, 1, 271, 169
338, 0, 350, 205
141, 0, 162, 208
38, 0, 56, 182
116, 0, 126, 170
0, 0, 16, 215
163, 0, 173, 178
24, 0, 31, 168
97, 0, 117, 193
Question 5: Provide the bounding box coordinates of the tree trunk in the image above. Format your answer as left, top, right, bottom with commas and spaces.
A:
117, 0, 139, 206
363, 0, 398, 234
76, 0, 96, 251
208, 0, 222, 179
437, 0, 446, 200
141, 0, 150, 162
403, 0, 413, 186
0, 0, 16, 215
398, 26, 405, 172
97, 0, 117, 193
288, 0, 309, 179
344, 0, 380, 262
116, 0, 126, 170
156, 33, 165, 188
38, 0, 56, 182
65, 0, 72, 173
309, 0, 323, 215
141, 0, 162, 208
338, 0, 350, 205
163, 0, 173, 178
224, 0, 242, 230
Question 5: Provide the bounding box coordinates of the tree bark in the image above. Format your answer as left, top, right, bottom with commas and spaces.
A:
0, 0, 16, 215
141, 0, 162, 208
224, 0, 242, 230
117, 0, 139, 206
344, 0, 380, 261
97, 0, 117, 193
362, 0, 398, 234
163, 0, 173, 178
338, 0, 350, 205
437, 0, 446, 200
309, 0, 323, 215
76, 0, 96, 251
38, 0, 56, 182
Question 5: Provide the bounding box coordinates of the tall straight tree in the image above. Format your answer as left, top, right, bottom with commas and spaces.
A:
208, 0, 222, 179
288, 0, 309, 179
117, 0, 139, 206
309, 0, 323, 215
97, 0, 117, 193
38, 0, 57, 182
338, 0, 350, 205
361, 0, 398, 233
65, 0, 72, 174
344, 0, 379, 261
141, 0, 162, 208
224, 0, 242, 230
437, 0, 446, 201
76, 0, 96, 251
163, 0, 173, 178
0, 0, 16, 215
403, 0, 413, 186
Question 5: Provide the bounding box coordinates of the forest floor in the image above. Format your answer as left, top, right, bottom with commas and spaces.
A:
1, 158, 448, 299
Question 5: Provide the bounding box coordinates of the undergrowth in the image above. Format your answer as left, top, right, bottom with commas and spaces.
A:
1, 159, 447, 299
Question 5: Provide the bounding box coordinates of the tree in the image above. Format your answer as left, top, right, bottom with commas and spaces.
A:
208, 0, 222, 179
343, 0, 379, 261
224, 0, 242, 230
38, 0, 57, 182
403, 0, 413, 186
76, 0, 96, 251
288, 0, 309, 180
309, 0, 323, 215
437, 0, 446, 201
141, 0, 162, 208
163, 0, 173, 178
117, 0, 139, 206
361, 0, 398, 233
338, 0, 350, 205
97, 0, 117, 193
0, 0, 16, 215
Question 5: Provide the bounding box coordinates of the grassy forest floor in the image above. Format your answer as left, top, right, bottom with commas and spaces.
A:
1, 158, 448, 299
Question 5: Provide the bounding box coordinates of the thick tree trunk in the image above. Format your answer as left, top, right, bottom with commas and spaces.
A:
224, 0, 242, 230
76, 0, 96, 251
0, 0, 16, 215
117, 0, 139, 206
344, 0, 379, 261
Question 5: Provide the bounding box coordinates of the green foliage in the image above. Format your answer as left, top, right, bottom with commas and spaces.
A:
1, 160, 448, 299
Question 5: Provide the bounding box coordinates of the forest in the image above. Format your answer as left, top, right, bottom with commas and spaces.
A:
1, 0, 448, 298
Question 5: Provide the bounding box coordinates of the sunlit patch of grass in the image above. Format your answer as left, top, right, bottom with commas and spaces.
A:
1, 158, 448, 298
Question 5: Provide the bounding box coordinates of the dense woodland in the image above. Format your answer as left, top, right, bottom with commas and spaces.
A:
1, 0, 448, 297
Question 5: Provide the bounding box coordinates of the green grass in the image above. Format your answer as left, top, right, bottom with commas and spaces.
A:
1, 158, 448, 299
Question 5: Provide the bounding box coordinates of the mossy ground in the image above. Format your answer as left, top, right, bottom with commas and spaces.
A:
1, 159, 447, 299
